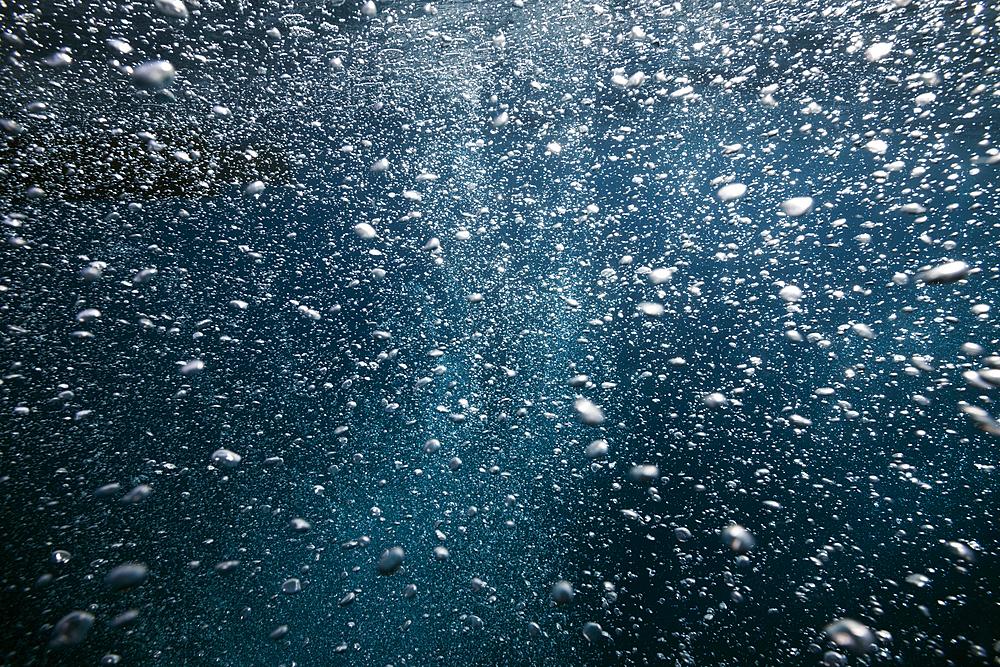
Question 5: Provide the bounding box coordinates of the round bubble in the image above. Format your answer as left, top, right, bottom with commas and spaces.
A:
824, 618, 875, 656
50, 611, 94, 648
211, 449, 242, 468
721, 525, 756, 553
106, 563, 148, 591
550, 580, 574, 604
377, 547, 405, 574
132, 60, 176, 88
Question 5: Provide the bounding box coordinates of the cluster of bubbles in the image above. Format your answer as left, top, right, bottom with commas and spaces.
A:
0, 0, 997, 664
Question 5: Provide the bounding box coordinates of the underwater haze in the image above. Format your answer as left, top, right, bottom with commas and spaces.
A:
0, 0, 998, 665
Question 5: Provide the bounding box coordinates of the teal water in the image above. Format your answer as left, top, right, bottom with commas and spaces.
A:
1, 0, 998, 665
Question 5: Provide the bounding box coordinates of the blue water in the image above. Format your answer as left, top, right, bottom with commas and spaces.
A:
1, 0, 998, 665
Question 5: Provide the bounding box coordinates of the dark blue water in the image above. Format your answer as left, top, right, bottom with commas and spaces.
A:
1, 0, 998, 665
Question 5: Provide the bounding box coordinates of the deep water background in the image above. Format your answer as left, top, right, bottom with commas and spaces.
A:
2, 0, 999, 665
